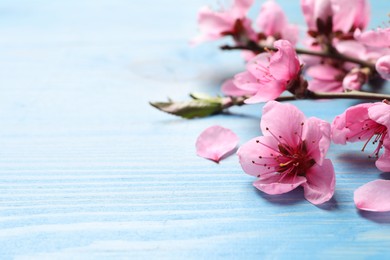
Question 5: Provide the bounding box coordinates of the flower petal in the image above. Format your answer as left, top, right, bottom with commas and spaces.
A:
256, 0, 287, 36
269, 40, 300, 82
354, 28, 390, 48
253, 174, 306, 195
303, 117, 331, 166
332, 0, 362, 33
307, 79, 343, 92
302, 159, 335, 205
221, 79, 254, 97
281, 24, 299, 46
196, 125, 239, 162
354, 180, 390, 212
244, 80, 286, 104
231, 0, 254, 17
368, 102, 390, 129
335, 40, 366, 60
196, 6, 232, 35
237, 136, 280, 177
260, 101, 306, 148
246, 52, 272, 78
331, 103, 375, 144
306, 64, 343, 81
234, 71, 261, 92
376, 139, 390, 172
331, 113, 349, 145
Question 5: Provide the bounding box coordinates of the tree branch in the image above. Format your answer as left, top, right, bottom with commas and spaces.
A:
220, 43, 376, 71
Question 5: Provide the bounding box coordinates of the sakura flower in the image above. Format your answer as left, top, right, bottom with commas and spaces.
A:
331, 101, 390, 172
376, 55, 390, 80
196, 125, 239, 163
301, 0, 369, 35
256, 0, 299, 45
354, 179, 390, 212
237, 101, 335, 205
192, 0, 256, 45
233, 40, 302, 103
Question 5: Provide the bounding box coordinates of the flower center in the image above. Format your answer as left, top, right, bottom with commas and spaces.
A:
277, 142, 316, 177
346, 120, 388, 158
362, 124, 387, 158
251, 124, 316, 181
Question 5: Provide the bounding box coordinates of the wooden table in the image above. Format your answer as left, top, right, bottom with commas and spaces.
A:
1, 0, 390, 258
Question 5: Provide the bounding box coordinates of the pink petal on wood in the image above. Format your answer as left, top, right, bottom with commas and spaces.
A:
354, 180, 390, 212
196, 125, 239, 163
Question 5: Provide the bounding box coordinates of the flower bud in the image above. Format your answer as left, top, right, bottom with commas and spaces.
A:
376, 55, 390, 80
342, 69, 368, 90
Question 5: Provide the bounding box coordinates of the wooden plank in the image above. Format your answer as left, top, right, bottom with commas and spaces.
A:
1, 0, 390, 258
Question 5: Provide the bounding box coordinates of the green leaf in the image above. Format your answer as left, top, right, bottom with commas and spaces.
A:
189, 92, 219, 101
150, 99, 223, 119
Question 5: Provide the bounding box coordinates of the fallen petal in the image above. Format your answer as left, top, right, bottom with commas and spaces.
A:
196, 125, 239, 162
354, 180, 390, 212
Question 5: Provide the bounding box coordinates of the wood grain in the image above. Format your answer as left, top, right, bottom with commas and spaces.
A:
1, 0, 390, 259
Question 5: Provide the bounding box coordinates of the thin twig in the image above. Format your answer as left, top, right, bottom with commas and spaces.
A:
223, 90, 390, 110
220, 43, 376, 71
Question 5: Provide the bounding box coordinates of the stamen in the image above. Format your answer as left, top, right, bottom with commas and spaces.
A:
256, 140, 280, 154
265, 127, 287, 146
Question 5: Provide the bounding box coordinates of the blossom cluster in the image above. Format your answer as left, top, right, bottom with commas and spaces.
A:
195, 0, 390, 101
192, 0, 390, 211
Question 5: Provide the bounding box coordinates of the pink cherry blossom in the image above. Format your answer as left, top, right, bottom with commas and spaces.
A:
192, 0, 255, 45
354, 180, 390, 212
256, 0, 299, 45
196, 125, 239, 163
301, 0, 369, 34
376, 55, 390, 80
233, 40, 301, 103
237, 101, 335, 205
331, 101, 390, 172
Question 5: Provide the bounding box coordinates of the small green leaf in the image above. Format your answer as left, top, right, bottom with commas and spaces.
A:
190, 92, 215, 100
189, 92, 224, 104
150, 99, 223, 119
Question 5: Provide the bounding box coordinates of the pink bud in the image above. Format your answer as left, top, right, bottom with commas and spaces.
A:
342, 70, 367, 90
376, 55, 390, 80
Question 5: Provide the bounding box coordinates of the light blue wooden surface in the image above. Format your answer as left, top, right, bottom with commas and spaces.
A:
1, 0, 390, 259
